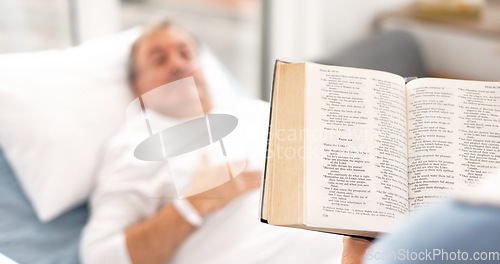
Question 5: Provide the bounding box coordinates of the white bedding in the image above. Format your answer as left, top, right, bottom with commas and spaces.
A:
0, 27, 241, 222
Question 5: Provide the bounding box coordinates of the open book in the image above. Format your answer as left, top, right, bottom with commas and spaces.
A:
260, 60, 500, 238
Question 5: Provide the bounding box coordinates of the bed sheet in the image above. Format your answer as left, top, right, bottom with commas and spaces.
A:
0, 147, 88, 264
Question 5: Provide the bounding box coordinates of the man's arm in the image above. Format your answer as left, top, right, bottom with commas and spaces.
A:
125, 168, 262, 264
125, 201, 198, 264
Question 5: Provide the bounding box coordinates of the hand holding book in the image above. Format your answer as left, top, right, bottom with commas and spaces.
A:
341, 236, 372, 264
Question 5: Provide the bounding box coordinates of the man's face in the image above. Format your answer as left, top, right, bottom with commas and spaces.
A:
132, 26, 211, 117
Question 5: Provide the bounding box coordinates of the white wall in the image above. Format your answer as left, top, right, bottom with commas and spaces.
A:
262, 0, 412, 98
75, 0, 121, 43
269, 0, 412, 60
319, 0, 412, 58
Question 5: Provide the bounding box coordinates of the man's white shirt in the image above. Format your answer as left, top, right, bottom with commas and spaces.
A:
80, 97, 343, 264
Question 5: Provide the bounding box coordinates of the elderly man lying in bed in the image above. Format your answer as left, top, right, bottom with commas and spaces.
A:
80, 20, 342, 264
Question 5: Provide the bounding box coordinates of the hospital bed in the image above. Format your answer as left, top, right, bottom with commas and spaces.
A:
0, 29, 426, 263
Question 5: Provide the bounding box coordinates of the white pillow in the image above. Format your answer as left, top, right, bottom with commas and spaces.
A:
0, 27, 239, 222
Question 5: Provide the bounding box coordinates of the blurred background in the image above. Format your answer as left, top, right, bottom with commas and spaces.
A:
0, 0, 499, 99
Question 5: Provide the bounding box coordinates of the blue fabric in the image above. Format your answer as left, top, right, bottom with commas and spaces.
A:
366, 200, 500, 264
0, 147, 88, 264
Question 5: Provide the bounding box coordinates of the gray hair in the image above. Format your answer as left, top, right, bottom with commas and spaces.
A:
127, 19, 199, 83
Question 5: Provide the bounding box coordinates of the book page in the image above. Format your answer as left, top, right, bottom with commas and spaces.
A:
407, 78, 500, 213
304, 63, 408, 233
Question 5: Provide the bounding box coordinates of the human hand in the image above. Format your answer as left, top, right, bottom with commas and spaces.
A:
341, 236, 372, 264
185, 156, 262, 217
